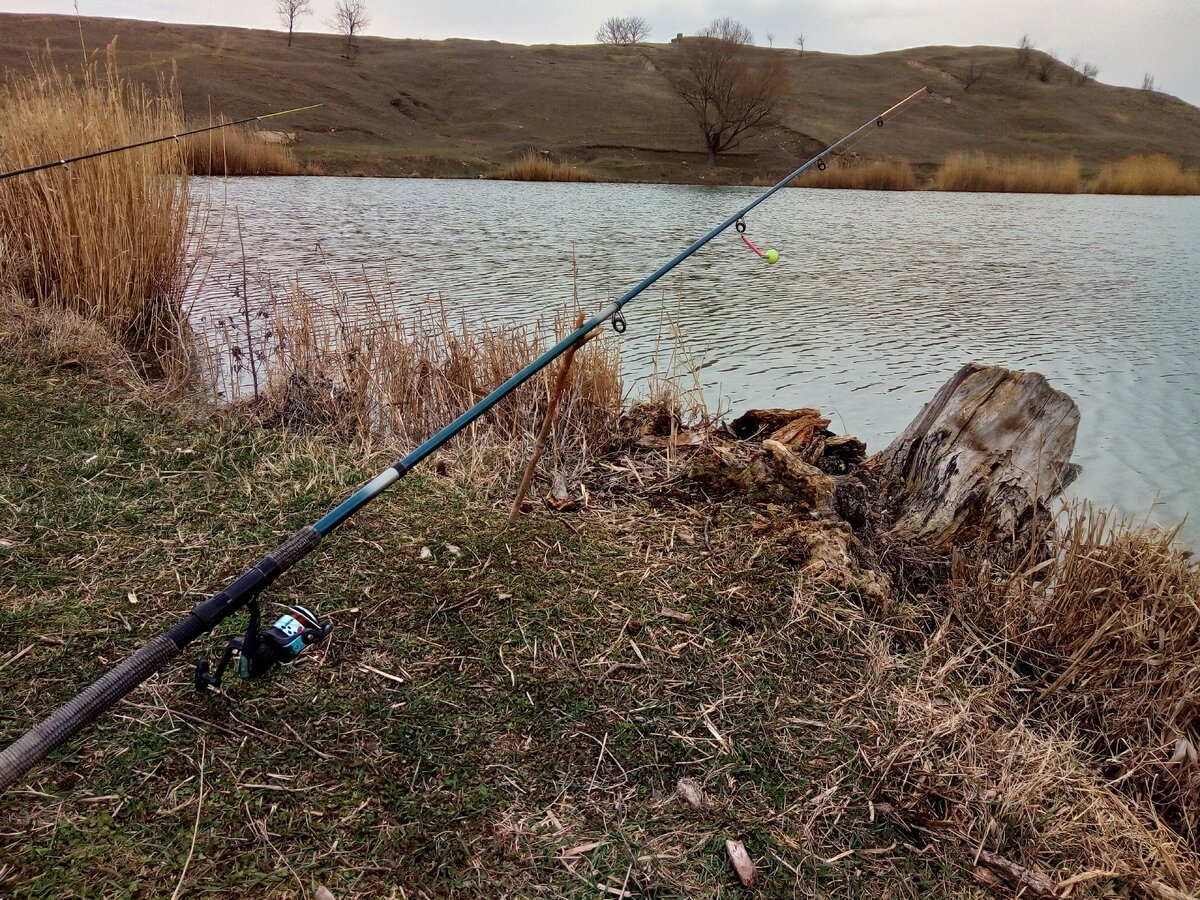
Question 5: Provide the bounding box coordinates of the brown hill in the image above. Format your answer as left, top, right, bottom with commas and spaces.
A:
3, 13, 1200, 181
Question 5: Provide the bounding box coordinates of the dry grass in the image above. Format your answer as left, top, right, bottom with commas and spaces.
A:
871, 626, 1200, 896
867, 500, 1200, 895
0, 50, 195, 382
490, 152, 598, 183
933, 151, 1082, 193
969, 504, 1200, 848
0, 293, 135, 382
205, 281, 623, 480
794, 159, 917, 191
1091, 155, 1200, 195
183, 125, 302, 176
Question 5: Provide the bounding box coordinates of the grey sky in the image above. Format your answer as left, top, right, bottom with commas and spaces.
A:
6, 0, 1199, 104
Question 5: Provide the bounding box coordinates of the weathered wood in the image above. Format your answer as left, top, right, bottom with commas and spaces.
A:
873, 363, 1080, 545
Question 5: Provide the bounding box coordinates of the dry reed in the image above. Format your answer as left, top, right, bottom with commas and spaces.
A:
0, 49, 195, 380
1091, 155, 1200, 195
794, 159, 916, 191
933, 151, 1081, 193
873, 635, 1199, 895
184, 126, 302, 176
490, 152, 598, 183
965, 504, 1200, 849
210, 281, 623, 480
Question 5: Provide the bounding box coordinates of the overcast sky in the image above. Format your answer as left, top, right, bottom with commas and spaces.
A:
5, 0, 1199, 105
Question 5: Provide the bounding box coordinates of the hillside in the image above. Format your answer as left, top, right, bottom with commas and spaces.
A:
3, 13, 1200, 181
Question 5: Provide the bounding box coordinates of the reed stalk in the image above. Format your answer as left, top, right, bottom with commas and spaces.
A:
0, 47, 195, 381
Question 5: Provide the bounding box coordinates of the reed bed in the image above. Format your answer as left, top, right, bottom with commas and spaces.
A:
794, 159, 916, 190
0, 50, 194, 381
933, 151, 1082, 193
205, 281, 624, 479
1091, 154, 1200, 195
184, 125, 302, 176
490, 152, 598, 183
961, 504, 1200, 849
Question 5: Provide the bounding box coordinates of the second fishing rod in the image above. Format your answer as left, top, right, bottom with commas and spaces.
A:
0, 85, 931, 793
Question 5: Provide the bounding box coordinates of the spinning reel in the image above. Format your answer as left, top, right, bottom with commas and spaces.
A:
195, 600, 332, 691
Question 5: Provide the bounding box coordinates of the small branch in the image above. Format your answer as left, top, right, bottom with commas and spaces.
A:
506, 312, 596, 529
976, 849, 1057, 899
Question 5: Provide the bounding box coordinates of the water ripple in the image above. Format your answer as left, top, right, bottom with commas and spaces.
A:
192, 177, 1200, 545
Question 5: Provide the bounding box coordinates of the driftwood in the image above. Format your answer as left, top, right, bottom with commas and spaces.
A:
873, 363, 1080, 546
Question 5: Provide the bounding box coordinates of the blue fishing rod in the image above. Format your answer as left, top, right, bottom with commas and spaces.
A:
0, 86, 930, 791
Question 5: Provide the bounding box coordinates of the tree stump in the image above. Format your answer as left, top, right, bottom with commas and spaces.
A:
872, 363, 1080, 545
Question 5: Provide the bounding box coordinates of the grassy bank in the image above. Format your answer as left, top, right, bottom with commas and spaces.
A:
0, 363, 968, 897
4, 349, 1200, 897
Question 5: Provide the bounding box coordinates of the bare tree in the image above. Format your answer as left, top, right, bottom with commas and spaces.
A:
276, 0, 311, 47
1142, 72, 1156, 92
1067, 54, 1099, 85
595, 16, 650, 45
795, 33, 805, 54
963, 58, 986, 91
1017, 34, 1033, 71
669, 18, 785, 165
705, 16, 753, 45
766, 31, 775, 48
327, 0, 369, 58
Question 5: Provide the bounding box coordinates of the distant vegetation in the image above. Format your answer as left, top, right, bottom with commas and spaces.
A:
669, 17, 784, 164
795, 159, 917, 190
184, 125, 302, 175
933, 152, 1082, 193
1092, 154, 1200, 195
594, 15, 649, 45
489, 152, 597, 183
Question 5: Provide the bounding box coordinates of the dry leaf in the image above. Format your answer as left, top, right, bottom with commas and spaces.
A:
659, 608, 694, 623
418, 546, 432, 560
558, 840, 606, 858
726, 839, 757, 888
675, 777, 706, 810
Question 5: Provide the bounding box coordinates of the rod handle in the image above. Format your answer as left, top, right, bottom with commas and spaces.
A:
0, 633, 182, 792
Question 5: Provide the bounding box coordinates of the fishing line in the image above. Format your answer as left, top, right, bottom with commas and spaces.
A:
0, 104, 322, 181
0, 86, 931, 792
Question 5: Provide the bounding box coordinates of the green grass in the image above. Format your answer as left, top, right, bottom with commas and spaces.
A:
0, 365, 983, 898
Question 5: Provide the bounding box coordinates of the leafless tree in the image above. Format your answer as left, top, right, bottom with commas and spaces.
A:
765, 32, 775, 48
1017, 34, 1033, 71
1066, 54, 1099, 85
327, 0, 369, 58
963, 58, 986, 91
595, 16, 650, 45
795, 33, 805, 54
669, 18, 785, 165
1142, 72, 1156, 92
276, 0, 311, 47
705, 16, 753, 45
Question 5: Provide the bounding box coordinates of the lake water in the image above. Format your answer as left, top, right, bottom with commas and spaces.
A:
192, 177, 1200, 545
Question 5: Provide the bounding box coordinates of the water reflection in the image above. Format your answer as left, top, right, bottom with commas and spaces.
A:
191, 177, 1200, 544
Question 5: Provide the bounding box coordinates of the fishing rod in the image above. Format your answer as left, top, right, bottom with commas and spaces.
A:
0, 86, 931, 792
0, 103, 323, 181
